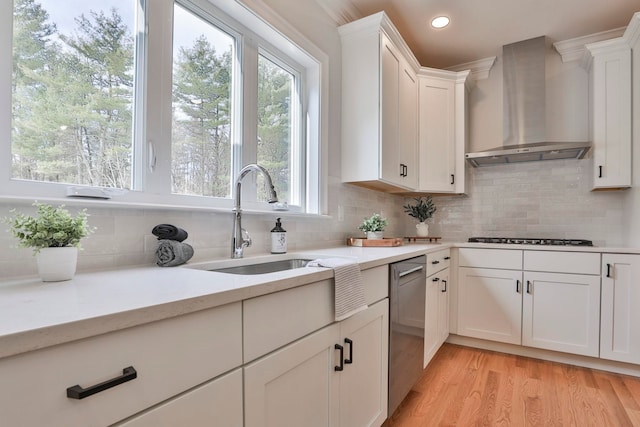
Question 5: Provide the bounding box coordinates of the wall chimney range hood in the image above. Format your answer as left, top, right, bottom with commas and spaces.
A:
465, 36, 591, 167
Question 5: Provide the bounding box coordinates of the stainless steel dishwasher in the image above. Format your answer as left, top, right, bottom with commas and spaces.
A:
388, 255, 426, 416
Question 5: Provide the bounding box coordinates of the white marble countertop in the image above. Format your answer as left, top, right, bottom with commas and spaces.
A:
0, 243, 445, 359
456, 242, 640, 254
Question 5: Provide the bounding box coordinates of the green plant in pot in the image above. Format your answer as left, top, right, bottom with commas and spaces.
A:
358, 213, 388, 239
4, 202, 94, 281
403, 196, 436, 237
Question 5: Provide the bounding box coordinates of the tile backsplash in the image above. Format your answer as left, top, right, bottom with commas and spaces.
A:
0, 159, 627, 279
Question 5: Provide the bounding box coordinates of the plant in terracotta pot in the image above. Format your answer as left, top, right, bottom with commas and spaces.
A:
4, 202, 94, 281
358, 213, 388, 239
403, 196, 436, 237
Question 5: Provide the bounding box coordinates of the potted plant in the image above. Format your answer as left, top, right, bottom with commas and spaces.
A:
4, 202, 94, 281
358, 213, 388, 239
403, 196, 436, 237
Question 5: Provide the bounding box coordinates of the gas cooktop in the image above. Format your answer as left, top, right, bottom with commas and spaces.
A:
468, 237, 594, 246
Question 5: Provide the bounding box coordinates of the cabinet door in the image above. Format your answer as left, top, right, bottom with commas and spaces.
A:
339, 299, 389, 427
591, 44, 632, 189
522, 272, 600, 357
115, 369, 243, 427
438, 268, 450, 346
244, 323, 341, 427
418, 76, 456, 192
424, 274, 440, 367
601, 255, 640, 363
458, 267, 523, 345
380, 34, 402, 187
398, 60, 418, 189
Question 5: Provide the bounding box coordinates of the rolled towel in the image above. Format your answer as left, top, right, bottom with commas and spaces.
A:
156, 239, 194, 267
152, 224, 188, 242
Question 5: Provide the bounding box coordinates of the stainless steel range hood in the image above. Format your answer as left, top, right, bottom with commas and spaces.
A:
465, 36, 591, 167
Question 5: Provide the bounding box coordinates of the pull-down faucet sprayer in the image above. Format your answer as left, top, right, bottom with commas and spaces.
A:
231, 164, 278, 258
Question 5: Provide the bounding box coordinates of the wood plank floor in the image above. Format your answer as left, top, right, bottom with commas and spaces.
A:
384, 343, 640, 426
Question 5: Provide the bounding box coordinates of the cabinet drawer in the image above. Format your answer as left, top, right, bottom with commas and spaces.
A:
0, 303, 242, 427
524, 251, 600, 275
362, 265, 389, 303
459, 248, 522, 270
115, 368, 243, 427
426, 249, 451, 276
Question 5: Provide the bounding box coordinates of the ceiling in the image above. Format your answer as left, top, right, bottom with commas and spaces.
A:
318, 0, 640, 69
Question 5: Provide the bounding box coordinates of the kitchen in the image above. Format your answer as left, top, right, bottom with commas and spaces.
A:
1, 0, 640, 425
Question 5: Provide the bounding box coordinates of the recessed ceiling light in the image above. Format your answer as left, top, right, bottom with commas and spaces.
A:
431, 16, 450, 29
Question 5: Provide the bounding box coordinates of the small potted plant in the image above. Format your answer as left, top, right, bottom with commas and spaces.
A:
358, 213, 388, 240
403, 196, 436, 237
4, 202, 94, 281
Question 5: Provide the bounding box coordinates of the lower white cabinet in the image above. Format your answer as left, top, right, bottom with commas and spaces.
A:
458, 267, 523, 345
424, 267, 449, 367
244, 299, 389, 427
522, 271, 601, 357
115, 369, 243, 427
601, 254, 640, 363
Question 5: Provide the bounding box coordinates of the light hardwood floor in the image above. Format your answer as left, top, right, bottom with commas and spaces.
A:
384, 343, 640, 426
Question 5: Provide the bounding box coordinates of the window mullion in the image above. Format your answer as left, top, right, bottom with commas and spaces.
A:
239, 38, 259, 203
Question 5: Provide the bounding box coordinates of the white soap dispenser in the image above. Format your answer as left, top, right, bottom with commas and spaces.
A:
271, 218, 287, 254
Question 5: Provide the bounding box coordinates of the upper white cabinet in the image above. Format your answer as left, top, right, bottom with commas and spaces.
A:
417, 69, 471, 194
586, 38, 632, 190
340, 13, 418, 192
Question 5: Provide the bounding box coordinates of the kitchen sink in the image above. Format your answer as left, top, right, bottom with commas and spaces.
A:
209, 258, 313, 275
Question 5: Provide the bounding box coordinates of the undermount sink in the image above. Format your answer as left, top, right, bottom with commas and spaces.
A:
209, 258, 314, 275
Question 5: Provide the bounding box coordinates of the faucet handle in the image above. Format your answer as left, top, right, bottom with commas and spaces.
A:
241, 228, 252, 248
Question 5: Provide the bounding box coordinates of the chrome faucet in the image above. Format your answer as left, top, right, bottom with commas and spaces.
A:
231, 164, 278, 258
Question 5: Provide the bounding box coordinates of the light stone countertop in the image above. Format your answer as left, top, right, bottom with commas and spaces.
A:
3, 241, 639, 360
0, 244, 446, 359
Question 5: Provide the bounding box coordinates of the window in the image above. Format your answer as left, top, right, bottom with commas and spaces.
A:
1, 0, 324, 214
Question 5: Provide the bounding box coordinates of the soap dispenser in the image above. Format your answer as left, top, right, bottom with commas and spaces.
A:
271, 218, 287, 254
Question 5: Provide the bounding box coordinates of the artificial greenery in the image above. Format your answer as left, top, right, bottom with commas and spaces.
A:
403, 196, 437, 222
4, 203, 94, 252
358, 213, 388, 233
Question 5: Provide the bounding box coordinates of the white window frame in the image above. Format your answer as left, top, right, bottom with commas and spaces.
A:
0, 0, 327, 215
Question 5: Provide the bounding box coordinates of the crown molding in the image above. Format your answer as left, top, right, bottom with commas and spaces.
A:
553, 27, 626, 63
446, 56, 496, 81
622, 11, 640, 47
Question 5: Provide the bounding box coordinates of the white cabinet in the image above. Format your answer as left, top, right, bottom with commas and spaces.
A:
340, 13, 418, 192
586, 38, 632, 189
522, 271, 601, 357
0, 303, 243, 427
458, 267, 523, 345
417, 70, 470, 194
601, 254, 640, 364
244, 300, 389, 427
424, 249, 451, 367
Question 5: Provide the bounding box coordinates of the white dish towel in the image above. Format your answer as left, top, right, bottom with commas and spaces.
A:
307, 258, 367, 321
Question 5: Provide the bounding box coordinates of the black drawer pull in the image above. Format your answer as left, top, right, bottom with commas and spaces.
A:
432, 277, 440, 282
516, 280, 521, 293
444, 256, 451, 260
432, 260, 440, 265
606, 263, 612, 278
67, 366, 137, 400
344, 338, 353, 364
598, 165, 603, 178
334, 344, 344, 371
451, 174, 455, 185
526, 281, 532, 294
441, 280, 447, 293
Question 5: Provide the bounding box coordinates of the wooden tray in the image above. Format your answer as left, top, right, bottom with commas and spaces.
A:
347, 237, 403, 247
404, 236, 442, 243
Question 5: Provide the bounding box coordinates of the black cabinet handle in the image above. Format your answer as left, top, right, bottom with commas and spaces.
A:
444, 256, 451, 260
344, 338, 353, 364
432, 260, 440, 265
606, 263, 612, 278
526, 281, 532, 294
451, 174, 455, 185
334, 344, 344, 371
399, 164, 408, 177
441, 280, 447, 293
432, 277, 440, 282
67, 366, 137, 400
599, 165, 603, 178
516, 280, 521, 293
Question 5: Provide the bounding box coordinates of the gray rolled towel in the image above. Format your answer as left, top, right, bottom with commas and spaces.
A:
156, 239, 194, 267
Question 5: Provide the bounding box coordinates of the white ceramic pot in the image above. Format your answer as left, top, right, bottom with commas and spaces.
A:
416, 222, 429, 237
366, 231, 383, 240
36, 247, 78, 282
